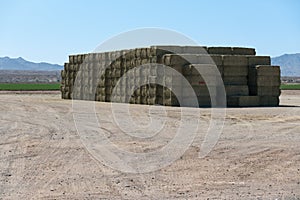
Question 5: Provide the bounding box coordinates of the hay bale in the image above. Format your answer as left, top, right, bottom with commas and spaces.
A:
150, 45, 182, 56
135, 96, 141, 104
128, 96, 135, 104
247, 56, 271, 67
223, 65, 248, 76
187, 85, 218, 97
149, 56, 158, 63
148, 90, 157, 99
210, 55, 223, 67
232, 47, 256, 55
141, 96, 148, 105
97, 87, 106, 96
163, 54, 222, 66
223, 76, 247, 85
249, 76, 281, 86
61, 70, 66, 79
74, 64, 81, 72
95, 94, 101, 101
184, 75, 218, 86
227, 96, 260, 107
250, 65, 280, 76
198, 96, 218, 107
163, 88, 173, 99
111, 60, 122, 69
184, 64, 222, 76
223, 55, 248, 66
163, 97, 179, 106
165, 75, 184, 87
127, 49, 137, 60
208, 47, 232, 55
147, 97, 157, 105
68, 56, 74, 64
151, 45, 208, 55
140, 48, 148, 59
249, 86, 281, 96
182, 46, 208, 54
77, 55, 83, 64
64, 63, 70, 71
111, 69, 121, 78
149, 66, 159, 76
140, 67, 151, 78
98, 77, 106, 87
259, 96, 279, 106
64, 92, 70, 99
225, 85, 249, 96
135, 48, 142, 58
140, 85, 148, 97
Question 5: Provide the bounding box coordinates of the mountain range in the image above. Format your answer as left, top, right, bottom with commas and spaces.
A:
0, 57, 63, 71
271, 53, 300, 77
0, 54, 299, 76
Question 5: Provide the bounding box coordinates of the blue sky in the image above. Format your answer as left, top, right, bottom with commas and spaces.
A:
0, 0, 299, 64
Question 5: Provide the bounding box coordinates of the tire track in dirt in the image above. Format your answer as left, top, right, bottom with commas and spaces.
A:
0, 94, 78, 199
0, 93, 300, 199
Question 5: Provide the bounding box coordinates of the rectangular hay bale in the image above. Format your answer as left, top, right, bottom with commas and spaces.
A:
251, 65, 280, 76
163, 54, 222, 66
184, 64, 222, 76
227, 96, 260, 107
208, 47, 232, 55
249, 86, 281, 96
259, 96, 279, 106
232, 47, 256, 55
223, 65, 248, 76
223, 76, 248, 85
248, 76, 281, 86
247, 56, 271, 67
223, 55, 248, 66
225, 85, 249, 96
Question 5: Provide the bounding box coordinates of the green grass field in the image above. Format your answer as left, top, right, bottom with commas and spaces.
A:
280, 84, 300, 90
0, 83, 60, 91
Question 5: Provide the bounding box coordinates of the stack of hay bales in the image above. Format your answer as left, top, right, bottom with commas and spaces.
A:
60, 54, 86, 100
60, 46, 281, 107
101, 51, 127, 103
247, 56, 281, 106
161, 53, 223, 107
248, 65, 281, 106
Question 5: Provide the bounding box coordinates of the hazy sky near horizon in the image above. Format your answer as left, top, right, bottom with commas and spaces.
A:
0, 0, 299, 64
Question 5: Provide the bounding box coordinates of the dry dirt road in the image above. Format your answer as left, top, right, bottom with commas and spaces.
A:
0, 91, 299, 199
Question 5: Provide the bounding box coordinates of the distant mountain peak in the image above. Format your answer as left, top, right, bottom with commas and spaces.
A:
0, 56, 63, 71
17, 57, 24, 60
272, 53, 300, 77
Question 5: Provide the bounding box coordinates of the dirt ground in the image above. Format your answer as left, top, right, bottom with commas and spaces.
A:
0, 90, 299, 199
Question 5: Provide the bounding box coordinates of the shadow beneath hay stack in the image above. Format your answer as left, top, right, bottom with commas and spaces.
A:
279, 105, 300, 107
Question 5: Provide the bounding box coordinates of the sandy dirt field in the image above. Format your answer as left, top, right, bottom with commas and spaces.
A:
0, 90, 299, 199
